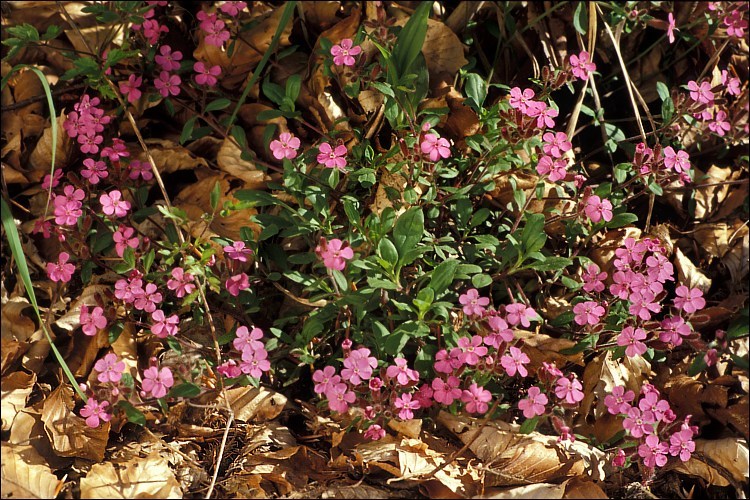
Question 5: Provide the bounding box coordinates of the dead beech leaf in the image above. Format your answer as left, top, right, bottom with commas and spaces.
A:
1, 443, 64, 499
1, 371, 36, 431
693, 166, 742, 220
220, 386, 287, 423
28, 112, 75, 179
216, 137, 272, 188
392, 17, 468, 81
668, 438, 749, 487
41, 383, 109, 461
1, 338, 29, 376
515, 330, 583, 372
1, 297, 37, 343
478, 483, 566, 499
194, 5, 292, 89
134, 138, 208, 174
438, 411, 606, 486
563, 477, 608, 498
80, 451, 182, 499
387, 418, 422, 439
300, 1, 341, 30
673, 247, 712, 293
54, 284, 109, 333
706, 394, 750, 441
693, 220, 749, 284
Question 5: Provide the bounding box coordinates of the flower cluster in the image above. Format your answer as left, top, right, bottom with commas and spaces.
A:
63, 95, 111, 155
217, 326, 271, 379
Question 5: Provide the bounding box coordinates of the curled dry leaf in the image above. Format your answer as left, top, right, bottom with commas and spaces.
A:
220, 385, 287, 423
478, 482, 566, 499
41, 383, 109, 462
1, 371, 36, 431
392, 17, 468, 82
193, 5, 292, 89
667, 438, 749, 488
1, 443, 64, 499
673, 246, 712, 293
54, 284, 109, 332
80, 451, 182, 499
664, 374, 730, 428
515, 330, 584, 373
299, 1, 341, 31
216, 137, 272, 188
589, 227, 643, 278
437, 411, 607, 487
692, 166, 744, 221
134, 138, 208, 175
28, 112, 76, 181
693, 220, 749, 285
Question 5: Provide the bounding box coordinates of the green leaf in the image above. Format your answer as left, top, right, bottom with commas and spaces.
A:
117, 400, 146, 426
528, 256, 572, 272
392, 207, 424, 263
256, 109, 284, 121
519, 416, 539, 434
122, 246, 136, 269
391, 1, 432, 76
210, 180, 221, 211
262, 80, 285, 105
371, 81, 395, 98
606, 213, 639, 228
471, 273, 493, 288
168, 382, 202, 399
429, 259, 459, 295
142, 249, 155, 273
465, 73, 488, 109
647, 180, 664, 196
205, 98, 232, 112
377, 238, 399, 268
521, 213, 547, 255
573, 2, 588, 35
383, 331, 409, 355
687, 355, 707, 377
285, 74, 301, 101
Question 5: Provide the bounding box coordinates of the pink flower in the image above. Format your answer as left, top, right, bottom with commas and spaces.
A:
386, 357, 420, 386
659, 316, 692, 346
119, 74, 143, 103
431, 376, 463, 405
485, 316, 514, 346
623, 407, 654, 439
370, 377, 384, 392
133, 283, 162, 313
80, 398, 111, 428
154, 71, 181, 97
708, 110, 731, 136
508, 87, 535, 114
315, 238, 354, 271
53, 196, 83, 226
79, 133, 103, 155
200, 14, 230, 47
166, 267, 196, 298
570, 51, 596, 80
217, 359, 242, 378
722, 69, 742, 96
81, 158, 109, 184
240, 347, 271, 378
461, 383, 492, 414
80, 304, 107, 336
317, 142, 348, 171
674, 285, 706, 314
94, 353, 125, 383
618, 326, 648, 357
582, 264, 607, 293
645, 253, 674, 283
420, 133, 451, 162
433, 349, 455, 374
393, 393, 421, 420
313, 366, 341, 395
113, 225, 139, 258
639, 392, 671, 422
687, 80, 714, 105
233, 325, 264, 354
612, 449, 627, 468
269, 132, 301, 160
704, 348, 719, 367
225, 273, 250, 296
364, 424, 386, 441
536, 155, 567, 182
141, 19, 168, 44
457, 335, 488, 365
224, 241, 253, 262
662, 146, 690, 174
326, 382, 356, 413
555, 376, 584, 404
573, 300, 606, 326
459, 288, 489, 317
330, 38, 362, 66
534, 105, 558, 129
584, 195, 613, 223
669, 429, 695, 462
100, 190, 131, 218
142, 366, 174, 399
501, 346, 530, 377
638, 435, 669, 468
101, 138, 130, 163
542, 131, 572, 158
128, 159, 153, 181
114, 277, 143, 303
667, 12, 678, 44
604, 386, 635, 415
155, 45, 182, 72
47, 252, 75, 282
724, 9, 748, 38
194, 61, 222, 86
518, 386, 548, 418
42, 169, 63, 190
341, 347, 378, 385
219, 1, 247, 16
151, 309, 179, 338
504, 303, 537, 327
628, 290, 661, 321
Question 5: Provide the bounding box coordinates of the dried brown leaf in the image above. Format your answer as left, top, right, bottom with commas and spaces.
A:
1, 371, 36, 431
673, 247, 712, 293
134, 138, 208, 174
1, 443, 63, 499
79, 451, 182, 499
216, 137, 272, 188
220, 386, 287, 423
478, 483, 566, 499
28, 112, 75, 180
667, 438, 749, 487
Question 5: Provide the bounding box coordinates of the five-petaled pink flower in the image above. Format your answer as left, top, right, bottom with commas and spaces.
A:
154, 71, 182, 97
618, 326, 648, 357
420, 133, 451, 162
100, 190, 131, 218
113, 225, 139, 258
387, 357, 420, 386
461, 383, 492, 414
269, 132, 301, 160
501, 346, 530, 377
80, 304, 107, 336
364, 424, 386, 441
219, 1, 247, 16
508, 87, 535, 114
233, 325, 264, 353
662, 146, 690, 174
504, 303, 537, 327
687, 80, 714, 105
673, 285, 706, 314
669, 428, 695, 462
224, 241, 253, 262
151, 309, 180, 338
94, 353, 125, 383
317, 142, 348, 171
331, 38, 362, 66
313, 366, 341, 395
570, 51, 596, 80
194, 61, 222, 86
573, 300, 606, 326
459, 288, 489, 317
80, 398, 111, 428
582, 264, 607, 293
604, 386, 636, 415
327, 382, 356, 412
542, 131, 572, 158
518, 386, 548, 418
638, 434, 669, 468
315, 238, 354, 271
47, 252, 76, 282
166, 267, 196, 298
155, 45, 182, 72
141, 366, 174, 399
667, 13, 678, 43
119, 74, 143, 104
225, 272, 250, 296
584, 195, 614, 223
393, 393, 421, 420
431, 376, 463, 405
81, 158, 109, 185
555, 376, 585, 404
